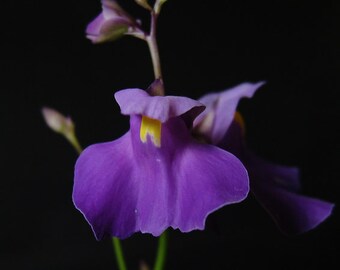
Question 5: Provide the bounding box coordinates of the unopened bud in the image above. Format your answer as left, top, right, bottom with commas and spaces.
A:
42, 107, 74, 134
42, 107, 82, 154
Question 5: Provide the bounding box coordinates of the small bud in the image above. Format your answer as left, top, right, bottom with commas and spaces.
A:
135, 0, 152, 11
42, 107, 74, 134
42, 107, 82, 154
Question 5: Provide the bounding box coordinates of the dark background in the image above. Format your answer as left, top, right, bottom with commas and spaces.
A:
2, 0, 340, 269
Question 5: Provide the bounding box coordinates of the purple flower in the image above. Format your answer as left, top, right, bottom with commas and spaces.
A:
194, 82, 334, 234
86, 0, 137, 43
73, 88, 249, 239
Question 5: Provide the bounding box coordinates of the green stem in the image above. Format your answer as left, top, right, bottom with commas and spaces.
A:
66, 133, 83, 155
112, 237, 128, 270
153, 231, 168, 270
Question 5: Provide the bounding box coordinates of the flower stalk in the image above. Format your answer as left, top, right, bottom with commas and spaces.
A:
153, 231, 168, 270
66, 133, 82, 155
113, 237, 128, 270
146, 11, 162, 83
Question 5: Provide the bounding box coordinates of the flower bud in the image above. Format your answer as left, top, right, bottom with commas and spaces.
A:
86, 0, 137, 43
42, 107, 82, 153
42, 107, 74, 134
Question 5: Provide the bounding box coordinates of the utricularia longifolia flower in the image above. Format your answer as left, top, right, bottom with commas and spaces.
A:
73, 88, 249, 239
194, 82, 334, 234
86, 0, 140, 43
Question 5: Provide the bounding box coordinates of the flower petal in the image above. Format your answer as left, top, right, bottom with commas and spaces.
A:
247, 153, 334, 234
217, 119, 246, 160
115, 88, 205, 123
73, 115, 249, 239
252, 184, 334, 234
86, 17, 130, 43
86, 0, 135, 43
246, 152, 301, 191
86, 13, 106, 39
195, 82, 265, 144
73, 133, 138, 239
101, 0, 125, 19
170, 138, 250, 232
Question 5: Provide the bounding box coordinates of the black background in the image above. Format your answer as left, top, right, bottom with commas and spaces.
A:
2, 0, 340, 269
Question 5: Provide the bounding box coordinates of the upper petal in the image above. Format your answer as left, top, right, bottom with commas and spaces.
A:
115, 88, 205, 123
194, 82, 265, 144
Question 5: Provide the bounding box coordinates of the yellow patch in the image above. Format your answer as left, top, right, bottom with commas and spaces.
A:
140, 116, 162, 147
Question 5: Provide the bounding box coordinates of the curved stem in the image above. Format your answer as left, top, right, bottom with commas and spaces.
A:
146, 12, 163, 92
113, 237, 128, 270
146, 35, 162, 80
153, 231, 168, 270
129, 8, 164, 94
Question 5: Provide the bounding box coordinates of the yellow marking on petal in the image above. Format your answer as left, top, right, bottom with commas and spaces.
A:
234, 111, 246, 135
140, 116, 162, 147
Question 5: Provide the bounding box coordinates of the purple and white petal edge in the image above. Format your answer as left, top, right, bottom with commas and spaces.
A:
115, 88, 205, 122
195, 81, 265, 144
